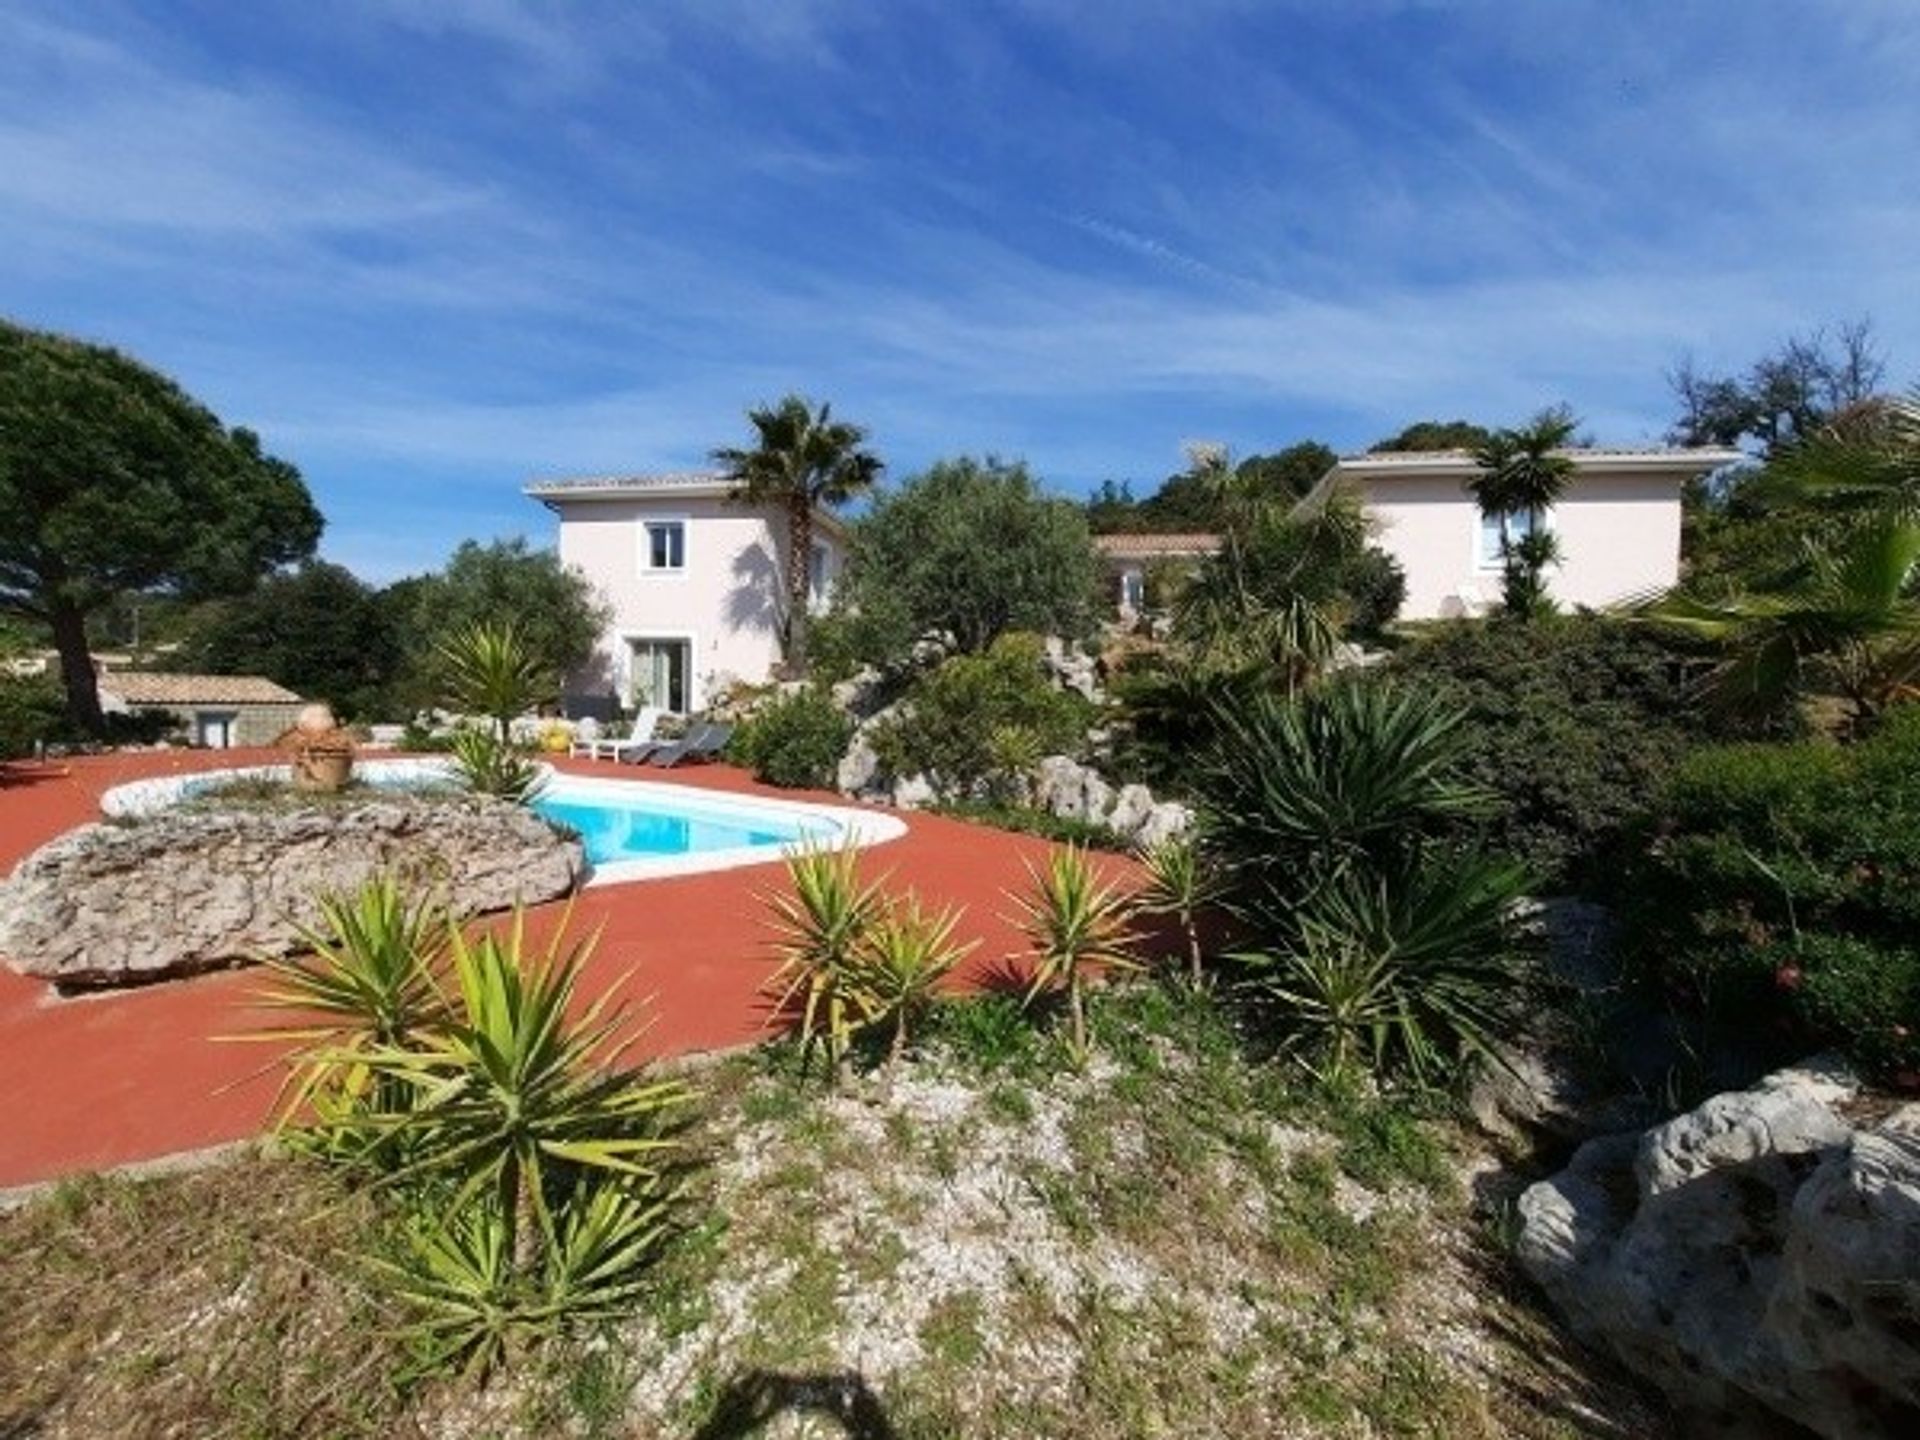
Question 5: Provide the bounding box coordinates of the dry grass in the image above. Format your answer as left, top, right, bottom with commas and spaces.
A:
0, 984, 1673, 1439
0, 1158, 417, 1439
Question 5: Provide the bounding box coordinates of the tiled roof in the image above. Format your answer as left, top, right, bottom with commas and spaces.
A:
103, 672, 303, 706
1093, 532, 1222, 558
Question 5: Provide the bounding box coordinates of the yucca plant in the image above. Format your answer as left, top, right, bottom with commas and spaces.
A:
1234, 852, 1532, 1086
858, 893, 976, 1066
241, 877, 449, 1152
1133, 833, 1223, 986
346, 907, 688, 1371
437, 619, 550, 742
371, 1172, 675, 1378
761, 841, 890, 1084
1191, 682, 1495, 904
449, 725, 546, 804
1008, 844, 1140, 1061
363, 908, 686, 1216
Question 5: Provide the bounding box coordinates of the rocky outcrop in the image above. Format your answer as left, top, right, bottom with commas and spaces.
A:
1030, 754, 1190, 846
1041, 636, 1103, 702
1516, 1057, 1920, 1438
0, 796, 583, 989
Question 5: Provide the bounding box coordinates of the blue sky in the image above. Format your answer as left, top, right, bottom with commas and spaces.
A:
3, 1, 1915, 581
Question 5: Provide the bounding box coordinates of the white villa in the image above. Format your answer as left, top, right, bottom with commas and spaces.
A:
526, 471, 845, 716
1094, 533, 1223, 620
1303, 445, 1743, 620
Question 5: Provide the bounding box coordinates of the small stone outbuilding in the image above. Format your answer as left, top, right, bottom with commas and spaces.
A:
99, 672, 304, 748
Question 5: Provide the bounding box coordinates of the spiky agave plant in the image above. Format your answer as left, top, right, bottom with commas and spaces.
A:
240, 876, 449, 1155
1133, 833, 1223, 987
858, 892, 976, 1066
350, 906, 689, 1372
1190, 682, 1495, 909
761, 841, 890, 1084
1008, 843, 1140, 1061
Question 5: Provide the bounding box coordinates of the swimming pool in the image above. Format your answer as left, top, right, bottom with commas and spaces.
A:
527, 771, 910, 883
98, 759, 908, 886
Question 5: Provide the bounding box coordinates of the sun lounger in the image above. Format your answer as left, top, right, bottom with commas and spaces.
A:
645, 721, 735, 768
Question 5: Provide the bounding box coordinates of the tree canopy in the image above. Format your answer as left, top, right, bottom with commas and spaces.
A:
1667, 319, 1885, 456
1369, 419, 1493, 453
840, 456, 1099, 657
0, 320, 321, 729
179, 561, 404, 721
1090, 441, 1337, 533
396, 538, 609, 709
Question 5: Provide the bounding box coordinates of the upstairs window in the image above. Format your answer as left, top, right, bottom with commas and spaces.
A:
643, 519, 686, 572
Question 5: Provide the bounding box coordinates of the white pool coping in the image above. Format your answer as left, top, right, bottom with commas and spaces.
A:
97, 758, 909, 887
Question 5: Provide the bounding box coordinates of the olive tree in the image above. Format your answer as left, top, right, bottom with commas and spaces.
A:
839, 456, 1100, 660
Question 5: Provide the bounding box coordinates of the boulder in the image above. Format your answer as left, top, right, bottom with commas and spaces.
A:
0, 796, 583, 989
891, 774, 936, 810
1105, 783, 1155, 841
1041, 636, 1102, 702
1133, 800, 1192, 849
1467, 1043, 1651, 1149
829, 666, 888, 719
837, 701, 904, 801
1516, 1057, 1920, 1438
1031, 755, 1112, 824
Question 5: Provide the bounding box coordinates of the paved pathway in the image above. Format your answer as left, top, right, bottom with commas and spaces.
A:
0, 750, 1128, 1188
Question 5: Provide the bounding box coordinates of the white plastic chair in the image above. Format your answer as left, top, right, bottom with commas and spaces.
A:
584, 706, 664, 762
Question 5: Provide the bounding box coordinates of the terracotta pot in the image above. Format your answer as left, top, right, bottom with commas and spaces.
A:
294, 748, 355, 792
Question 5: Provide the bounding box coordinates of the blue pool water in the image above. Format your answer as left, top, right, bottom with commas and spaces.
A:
533, 792, 828, 864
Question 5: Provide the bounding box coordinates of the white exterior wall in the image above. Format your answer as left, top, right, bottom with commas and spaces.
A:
1356, 469, 1688, 620
548, 495, 843, 713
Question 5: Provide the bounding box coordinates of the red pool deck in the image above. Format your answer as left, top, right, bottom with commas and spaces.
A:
0, 750, 1138, 1190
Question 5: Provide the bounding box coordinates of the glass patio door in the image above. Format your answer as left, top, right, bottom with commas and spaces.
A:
629, 638, 690, 713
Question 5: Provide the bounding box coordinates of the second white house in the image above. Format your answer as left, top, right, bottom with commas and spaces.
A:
1303, 445, 1742, 620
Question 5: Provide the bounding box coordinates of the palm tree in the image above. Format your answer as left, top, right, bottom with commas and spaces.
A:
1173, 445, 1363, 690
712, 395, 882, 673
1469, 407, 1579, 619
1644, 518, 1920, 728
1765, 390, 1920, 520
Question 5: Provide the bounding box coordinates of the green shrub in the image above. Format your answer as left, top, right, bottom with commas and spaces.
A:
929, 799, 1128, 851
0, 673, 66, 759
1790, 935, 1920, 1078
872, 633, 1091, 800
0, 675, 174, 757
731, 687, 853, 789
1386, 615, 1713, 886
1621, 705, 1920, 1082
1108, 654, 1264, 794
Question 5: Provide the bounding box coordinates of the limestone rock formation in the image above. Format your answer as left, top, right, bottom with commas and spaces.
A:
0, 796, 583, 989
1516, 1057, 1920, 1438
